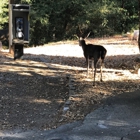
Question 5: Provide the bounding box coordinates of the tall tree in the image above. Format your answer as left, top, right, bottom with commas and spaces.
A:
138, 0, 140, 52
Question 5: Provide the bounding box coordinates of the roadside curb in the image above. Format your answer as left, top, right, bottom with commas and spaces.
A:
63, 75, 76, 112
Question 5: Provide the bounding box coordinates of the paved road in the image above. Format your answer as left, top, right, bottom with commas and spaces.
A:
0, 90, 140, 140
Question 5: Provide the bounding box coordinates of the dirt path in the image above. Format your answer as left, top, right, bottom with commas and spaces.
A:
0, 36, 140, 131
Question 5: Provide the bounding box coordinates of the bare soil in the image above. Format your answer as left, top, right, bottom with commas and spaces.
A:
0, 36, 140, 131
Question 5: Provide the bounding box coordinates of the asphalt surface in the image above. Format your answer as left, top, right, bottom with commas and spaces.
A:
0, 90, 140, 140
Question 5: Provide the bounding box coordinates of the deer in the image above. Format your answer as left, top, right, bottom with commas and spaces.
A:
79, 37, 107, 86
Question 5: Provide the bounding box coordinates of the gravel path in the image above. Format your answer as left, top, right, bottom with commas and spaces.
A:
0, 36, 140, 131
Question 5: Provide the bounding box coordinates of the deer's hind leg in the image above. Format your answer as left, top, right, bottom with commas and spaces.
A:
86, 57, 89, 77
100, 59, 105, 82
91, 59, 94, 75
93, 59, 98, 86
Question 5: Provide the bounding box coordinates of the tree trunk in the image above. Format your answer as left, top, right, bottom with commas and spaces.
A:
138, 27, 140, 52
138, 0, 140, 52
9, 0, 14, 53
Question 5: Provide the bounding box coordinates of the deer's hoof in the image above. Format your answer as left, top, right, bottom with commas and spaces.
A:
93, 83, 96, 86
100, 79, 103, 82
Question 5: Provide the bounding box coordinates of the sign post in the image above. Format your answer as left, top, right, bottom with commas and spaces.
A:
9, 0, 30, 60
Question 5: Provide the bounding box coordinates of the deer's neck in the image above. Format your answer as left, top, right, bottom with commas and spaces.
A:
81, 42, 86, 52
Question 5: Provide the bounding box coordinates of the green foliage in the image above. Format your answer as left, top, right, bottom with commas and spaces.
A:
0, 0, 139, 46
0, 0, 8, 29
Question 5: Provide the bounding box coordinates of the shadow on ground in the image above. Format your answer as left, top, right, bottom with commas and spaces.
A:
0, 49, 140, 131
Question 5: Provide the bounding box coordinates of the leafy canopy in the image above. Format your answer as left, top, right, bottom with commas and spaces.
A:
0, 0, 139, 46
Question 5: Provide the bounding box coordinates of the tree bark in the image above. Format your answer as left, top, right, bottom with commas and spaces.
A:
9, 0, 14, 53
138, 0, 140, 52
